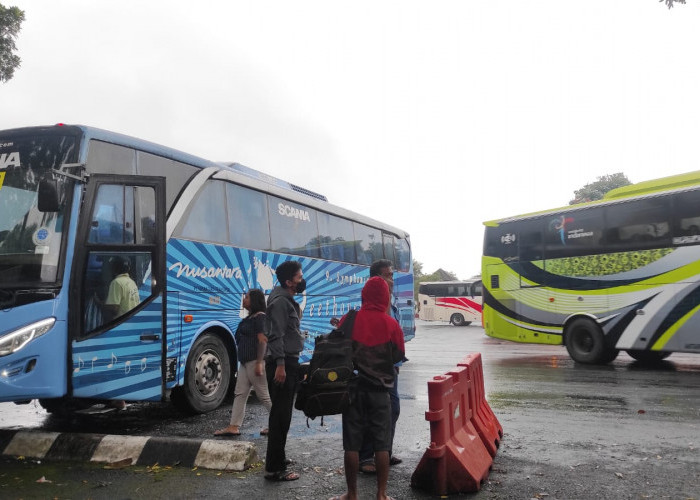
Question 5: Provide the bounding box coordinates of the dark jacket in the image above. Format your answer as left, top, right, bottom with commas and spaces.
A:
343, 276, 405, 389
265, 286, 304, 366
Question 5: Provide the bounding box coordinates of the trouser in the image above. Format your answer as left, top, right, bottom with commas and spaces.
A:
229, 360, 272, 427
264, 356, 300, 473
359, 367, 400, 462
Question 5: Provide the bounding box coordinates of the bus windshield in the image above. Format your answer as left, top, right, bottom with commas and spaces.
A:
0, 134, 77, 287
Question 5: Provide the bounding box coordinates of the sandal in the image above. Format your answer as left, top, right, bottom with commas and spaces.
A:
359, 462, 376, 474
389, 455, 403, 465
264, 470, 300, 482
214, 427, 241, 436
260, 428, 269, 436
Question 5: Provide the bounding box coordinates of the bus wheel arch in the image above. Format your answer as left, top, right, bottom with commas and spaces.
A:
563, 316, 618, 365
450, 313, 469, 326
172, 328, 236, 414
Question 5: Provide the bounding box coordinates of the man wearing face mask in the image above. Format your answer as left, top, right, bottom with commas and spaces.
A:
263, 260, 306, 482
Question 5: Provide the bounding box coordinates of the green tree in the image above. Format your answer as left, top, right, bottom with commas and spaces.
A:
412, 266, 458, 303
661, 0, 685, 8
0, 3, 25, 83
569, 173, 631, 205
413, 259, 424, 278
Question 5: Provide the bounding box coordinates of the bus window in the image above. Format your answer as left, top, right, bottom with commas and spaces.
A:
175, 180, 228, 244
382, 233, 396, 264
135, 186, 156, 245
483, 222, 518, 262
87, 141, 136, 176
605, 198, 671, 250
518, 218, 544, 261
317, 211, 355, 263
673, 190, 700, 239
545, 207, 605, 258
354, 222, 382, 265
226, 183, 271, 251
269, 195, 319, 258
395, 238, 410, 272
137, 151, 198, 214
83, 251, 152, 332
88, 185, 135, 244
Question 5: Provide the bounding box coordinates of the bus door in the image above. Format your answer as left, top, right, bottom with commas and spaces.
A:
69, 175, 166, 402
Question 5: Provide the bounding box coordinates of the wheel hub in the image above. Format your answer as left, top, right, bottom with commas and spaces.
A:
194, 349, 222, 396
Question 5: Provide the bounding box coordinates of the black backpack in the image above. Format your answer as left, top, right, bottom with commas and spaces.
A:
295, 310, 357, 421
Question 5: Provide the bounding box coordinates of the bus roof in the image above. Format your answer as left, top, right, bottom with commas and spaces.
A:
1, 124, 410, 239
483, 169, 700, 227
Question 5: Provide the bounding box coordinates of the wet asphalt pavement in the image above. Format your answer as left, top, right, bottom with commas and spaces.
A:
1, 320, 699, 499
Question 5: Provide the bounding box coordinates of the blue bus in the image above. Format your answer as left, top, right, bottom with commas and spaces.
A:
0, 124, 414, 413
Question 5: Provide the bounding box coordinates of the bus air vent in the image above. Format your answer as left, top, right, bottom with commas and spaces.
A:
290, 183, 328, 202
491, 275, 500, 289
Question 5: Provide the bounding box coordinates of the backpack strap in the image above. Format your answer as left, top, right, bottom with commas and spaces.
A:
339, 309, 358, 338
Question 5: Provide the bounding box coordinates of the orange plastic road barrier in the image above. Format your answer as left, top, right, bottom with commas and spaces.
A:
459, 352, 503, 457
410, 366, 492, 495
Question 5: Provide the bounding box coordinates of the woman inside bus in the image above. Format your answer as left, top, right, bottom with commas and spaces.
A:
215, 288, 272, 436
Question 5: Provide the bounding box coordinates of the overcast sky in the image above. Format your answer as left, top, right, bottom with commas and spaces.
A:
2, 1, 699, 279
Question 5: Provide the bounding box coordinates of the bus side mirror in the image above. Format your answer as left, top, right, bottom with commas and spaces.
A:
38, 178, 60, 212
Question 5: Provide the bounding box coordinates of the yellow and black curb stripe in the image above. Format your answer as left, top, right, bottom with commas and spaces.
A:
0, 429, 257, 470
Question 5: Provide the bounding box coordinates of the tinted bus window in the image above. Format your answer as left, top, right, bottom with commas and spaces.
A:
354, 222, 382, 266
673, 190, 700, 239
605, 198, 671, 251
226, 183, 271, 251
544, 207, 605, 258
483, 223, 518, 261
317, 211, 356, 263
519, 218, 544, 261
88, 184, 135, 244
383, 233, 396, 265
395, 238, 410, 272
137, 151, 198, 214
175, 180, 228, 243
87, 141, 136, 176
269, 195, 319, 258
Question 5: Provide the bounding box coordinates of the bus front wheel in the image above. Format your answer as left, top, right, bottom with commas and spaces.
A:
565, 318, 618, 364
626, 350, 671, 363
450, 313, 470, 326
173, 333, 232, 414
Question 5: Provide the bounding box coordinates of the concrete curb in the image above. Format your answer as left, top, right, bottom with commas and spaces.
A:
0, 429, 258, 471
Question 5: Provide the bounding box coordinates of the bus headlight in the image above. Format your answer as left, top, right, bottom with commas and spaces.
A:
0, 318, 56, 357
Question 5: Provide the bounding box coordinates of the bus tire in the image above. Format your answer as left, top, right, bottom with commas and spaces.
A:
626, 350, 671, 363
564, 318, 618, 365
38, 397, 92, 415
173, 333, 231, 414
450, 313, 466, 326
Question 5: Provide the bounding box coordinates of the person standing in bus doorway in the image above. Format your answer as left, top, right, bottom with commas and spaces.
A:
358, 259, 405, 474
263, 260, 306, 482
99, 256, 139, 410
214, 288, 272, 437
330, 276, 405, 500
103, 256, 140, 323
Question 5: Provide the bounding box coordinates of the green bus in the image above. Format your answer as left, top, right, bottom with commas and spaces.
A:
481, 171, 700, 364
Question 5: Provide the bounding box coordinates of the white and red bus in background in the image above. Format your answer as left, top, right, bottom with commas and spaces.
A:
417, 280, 483, 326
